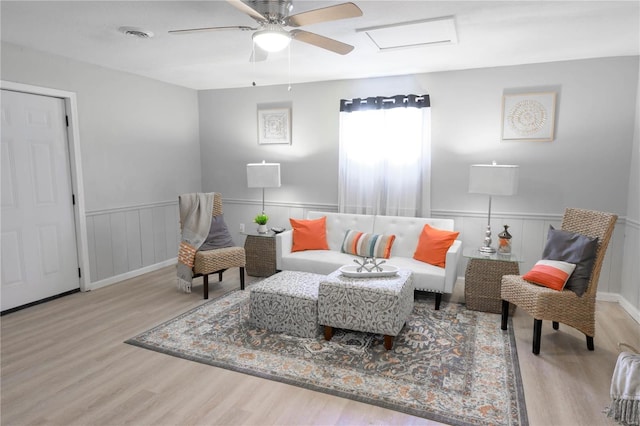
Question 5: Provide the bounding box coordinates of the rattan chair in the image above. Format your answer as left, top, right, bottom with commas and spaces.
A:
500, 208, 617, 354
181, 193, 246, 299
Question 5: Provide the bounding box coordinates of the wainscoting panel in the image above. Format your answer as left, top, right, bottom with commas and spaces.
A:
91, 214, 114, 281
620, 219, 639, 312
221, 198, 626, 295
152, 206, 167, 263
125, 210, 143, 271
435, 211, 624, 295
86, 201, 179, 285
139, 207, 156, 267
109, 211, 129, 277
165, 204, 179, 260
85, 197, 636, 319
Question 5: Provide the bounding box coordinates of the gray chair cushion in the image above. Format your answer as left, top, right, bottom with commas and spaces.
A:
199, 214, 234, 251
542, 225, 598, 296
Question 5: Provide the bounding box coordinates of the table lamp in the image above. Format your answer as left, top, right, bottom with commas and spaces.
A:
247, 161, 281, 214
469, 162, 519, 253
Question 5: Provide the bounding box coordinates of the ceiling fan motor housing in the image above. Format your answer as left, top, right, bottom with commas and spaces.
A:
249, 0, 293, 23
169, 1, 362, 57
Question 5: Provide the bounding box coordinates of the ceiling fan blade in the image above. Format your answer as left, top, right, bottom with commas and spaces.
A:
169, 25, 255, 35
249, 46, 269, 62
226, 0, 267, 23
290, 29, 354, 55
287, 2, 362, 27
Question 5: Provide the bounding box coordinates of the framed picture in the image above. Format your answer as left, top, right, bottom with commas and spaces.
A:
258, 107, 291, 144
502, 92, 556, 142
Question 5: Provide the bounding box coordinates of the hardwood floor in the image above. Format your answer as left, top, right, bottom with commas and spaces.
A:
2, 266, 639, 425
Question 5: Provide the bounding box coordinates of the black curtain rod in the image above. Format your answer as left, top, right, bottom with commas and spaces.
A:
340, 94, 430, 112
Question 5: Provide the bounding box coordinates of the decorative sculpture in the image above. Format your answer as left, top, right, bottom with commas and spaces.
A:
353, 257, 386, 273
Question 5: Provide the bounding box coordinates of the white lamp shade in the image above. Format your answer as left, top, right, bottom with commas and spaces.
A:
247, 162, 281, 188
469, 164, 519, 196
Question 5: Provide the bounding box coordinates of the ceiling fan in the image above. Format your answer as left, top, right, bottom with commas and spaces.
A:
169, 0, 363, 61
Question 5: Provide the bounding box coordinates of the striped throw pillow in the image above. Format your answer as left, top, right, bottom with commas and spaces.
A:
341, 230, 396, 259
523, 259, 577, 291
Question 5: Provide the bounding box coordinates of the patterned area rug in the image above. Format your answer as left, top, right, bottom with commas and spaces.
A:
126, 291, 528, 425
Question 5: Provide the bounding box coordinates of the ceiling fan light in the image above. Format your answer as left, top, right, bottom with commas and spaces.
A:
253, 25, 291, 52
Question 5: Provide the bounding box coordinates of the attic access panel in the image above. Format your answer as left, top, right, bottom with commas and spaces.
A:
357, 16, 457, 51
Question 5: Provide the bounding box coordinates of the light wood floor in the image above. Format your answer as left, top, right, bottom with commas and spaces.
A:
2, 266, 639, 426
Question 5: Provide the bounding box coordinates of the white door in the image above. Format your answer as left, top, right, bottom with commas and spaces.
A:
1, 90, 80, 311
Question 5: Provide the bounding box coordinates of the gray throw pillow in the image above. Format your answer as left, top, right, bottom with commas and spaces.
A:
541, 225, 599, 296
199, 214, 234, 251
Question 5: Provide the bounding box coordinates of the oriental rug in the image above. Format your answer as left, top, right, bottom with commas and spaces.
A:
126, 291, 528, 425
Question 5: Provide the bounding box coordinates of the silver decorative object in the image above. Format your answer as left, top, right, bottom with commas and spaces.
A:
353, 257, 386, 272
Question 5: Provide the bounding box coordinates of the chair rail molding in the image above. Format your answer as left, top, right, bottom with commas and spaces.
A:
85, 200, 178, 216
223, 197, 337, 212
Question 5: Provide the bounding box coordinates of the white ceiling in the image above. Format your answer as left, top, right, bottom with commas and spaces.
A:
1, 1, 639, 90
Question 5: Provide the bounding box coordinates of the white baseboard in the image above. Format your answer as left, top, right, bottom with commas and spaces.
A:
618, 294, 640, 325
599, 292, 640, 325
595, 291, 619, 303
88, 258, 177, 291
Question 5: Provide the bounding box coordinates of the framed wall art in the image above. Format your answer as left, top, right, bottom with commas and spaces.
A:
258, 107, 291, 145
502, 92, 556, 142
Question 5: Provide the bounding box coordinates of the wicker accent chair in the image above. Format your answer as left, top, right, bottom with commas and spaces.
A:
500, 208, 617, 355
183, 193, 246, 299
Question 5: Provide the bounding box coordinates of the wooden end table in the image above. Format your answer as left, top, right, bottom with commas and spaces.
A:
463, 248, 522, 314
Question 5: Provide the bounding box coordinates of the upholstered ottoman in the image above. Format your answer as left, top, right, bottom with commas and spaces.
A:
249, 270, 325, 338
318, 269, 414, 350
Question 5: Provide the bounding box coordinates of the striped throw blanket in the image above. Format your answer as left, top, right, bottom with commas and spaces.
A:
608, 349, 640, 425
177, 193, 214, 293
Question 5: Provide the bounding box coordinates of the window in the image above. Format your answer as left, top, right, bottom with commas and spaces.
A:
338, 95, 431, 217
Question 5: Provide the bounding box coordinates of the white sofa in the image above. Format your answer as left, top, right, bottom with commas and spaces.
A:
275, 211, 462, 309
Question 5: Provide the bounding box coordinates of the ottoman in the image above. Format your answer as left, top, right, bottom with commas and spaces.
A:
249, 270, 325, 338
318, 269, 414, 350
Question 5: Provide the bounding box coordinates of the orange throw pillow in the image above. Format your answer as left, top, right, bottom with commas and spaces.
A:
290, 217, 330, 252
523, 260, 576, 291
413, 224, 459, 267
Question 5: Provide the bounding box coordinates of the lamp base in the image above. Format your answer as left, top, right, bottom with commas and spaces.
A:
479, 224, 496, 254
478, 245, 496, 254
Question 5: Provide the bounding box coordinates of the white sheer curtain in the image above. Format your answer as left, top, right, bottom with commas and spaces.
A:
338, 96, 431, 217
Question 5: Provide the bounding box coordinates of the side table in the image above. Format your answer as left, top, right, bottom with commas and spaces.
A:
463, 248, 522, 314
242, 230, 277, 277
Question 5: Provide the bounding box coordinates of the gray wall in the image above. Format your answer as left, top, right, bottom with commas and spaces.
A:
620, 64, 640, 313
198, 56, 639, 314
1, 42, 202, 210
2, 40, 638, 315
199, 57, 638, 218
1, 42, 202, 284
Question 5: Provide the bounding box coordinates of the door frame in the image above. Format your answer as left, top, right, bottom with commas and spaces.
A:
1, 80, 91, 291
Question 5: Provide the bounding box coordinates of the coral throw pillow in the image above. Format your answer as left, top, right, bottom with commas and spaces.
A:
290, 216, 330, 252
523, 260, 577, 291
413, 224, 459, 267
